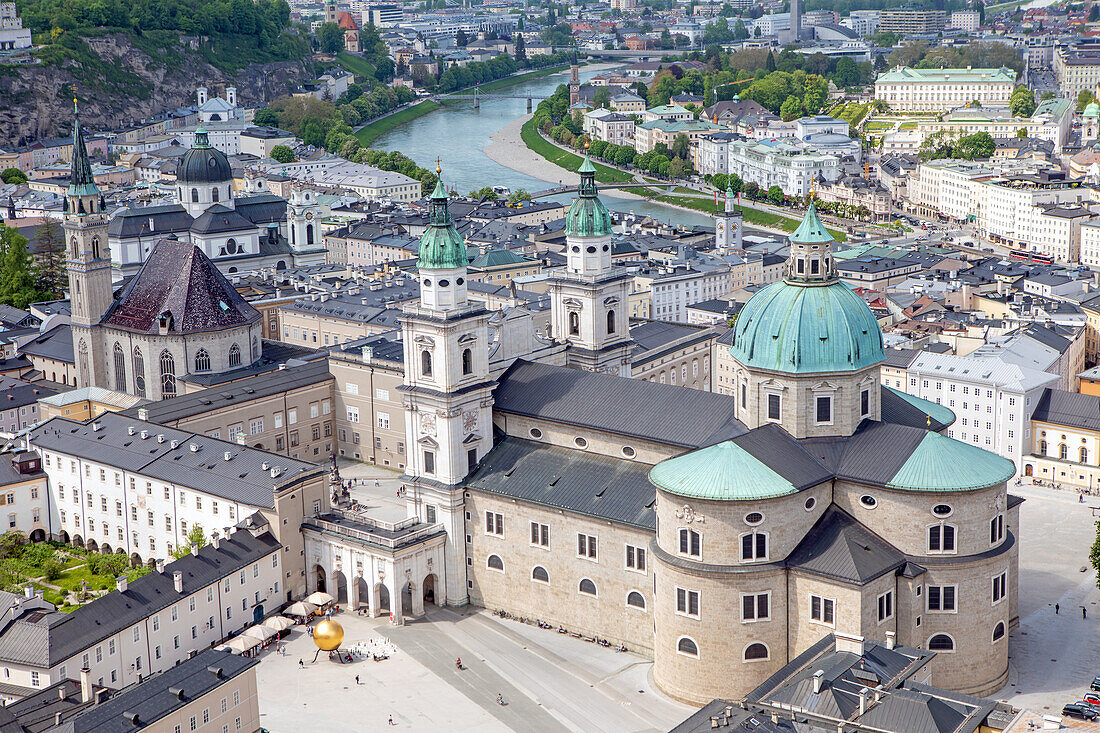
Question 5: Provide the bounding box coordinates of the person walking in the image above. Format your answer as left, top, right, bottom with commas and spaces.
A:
1056, 603, 1060, 614
388, 715, 396, 726
1084, 606, 1089, 619
355, 675, 360, 685
298, 659, 304, 669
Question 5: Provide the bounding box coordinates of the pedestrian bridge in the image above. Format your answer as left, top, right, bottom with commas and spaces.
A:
531, 181, 680, 198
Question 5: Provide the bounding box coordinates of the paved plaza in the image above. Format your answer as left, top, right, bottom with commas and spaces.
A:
255, 465, 1100, 731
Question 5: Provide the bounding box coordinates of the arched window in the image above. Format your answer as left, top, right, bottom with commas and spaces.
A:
160, 350, 176, 398
112, 343, 126, 392
486, 554, 504, 571
306, 224, 314, 245
744, 643, 769, 661
421, 350, 432, 377
676, 637, 698, 657
928, 634, 955, 652
77, 339, 88, 384
607, 309, 616, 334
191, 189, 198, 203
212, 187, 219, 203
1060, 443, 1068, 460
578, 578, 597, 596
194, 348, 211, 372
626, 591, 646, 609
992, 622, 1005, 642
1040, 440, 1047, 455
132, 348, 145, 399
1083, 446, 1089, 464
531, 566, 549, 583
229, 343, 241, 367
569, 311, 579, 336
461, 348, 472, 376
69, 237, 77, 257
91, 237, 100, 260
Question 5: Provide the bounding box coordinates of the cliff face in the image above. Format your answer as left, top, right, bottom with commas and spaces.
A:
0, 33, 312, 146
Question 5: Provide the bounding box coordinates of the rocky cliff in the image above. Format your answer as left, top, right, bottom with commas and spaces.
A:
0, 33, 313, 146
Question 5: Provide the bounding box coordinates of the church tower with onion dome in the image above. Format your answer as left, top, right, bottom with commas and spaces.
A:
547, 154, 633, 376
399, 168, 494, 609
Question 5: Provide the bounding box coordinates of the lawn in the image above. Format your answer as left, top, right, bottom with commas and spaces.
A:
473, 64, 570, 94
355, 100, 442, 148
520, 118, 635, 183
863, 120, 895, 132
335, 51, 375, 80
654, 195, 847, 241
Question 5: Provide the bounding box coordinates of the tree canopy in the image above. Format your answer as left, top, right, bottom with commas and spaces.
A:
0, 226, 51, 310
1009, 86, 1036, 118
0, 169, 27, 185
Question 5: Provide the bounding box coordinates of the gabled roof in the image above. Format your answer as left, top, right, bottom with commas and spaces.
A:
786, 506, 906, 584
189, 204, 255, 235
101, 238, 260, 335
1031, 387, 1100, 431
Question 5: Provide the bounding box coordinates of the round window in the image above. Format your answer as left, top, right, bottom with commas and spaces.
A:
860, 495, 877, 508
932, 504, 952, 517
456, 277, 464, 285
529, 428, 543, 439
744, 512, 764, 526
621, 446, 636, 458
602, 244, 609, 251
571, 246, 580, 253
422, 278, 432, 287
586, 246, 597, 253
804, 497, 816, 511
439, 279, 450, 287
574, 436, 588, 448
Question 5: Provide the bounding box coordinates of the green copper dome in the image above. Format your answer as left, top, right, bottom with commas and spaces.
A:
790, 200, 833, 244
649, 440, 799, 501
565, 155, 612, 238
417, 180, 468, 270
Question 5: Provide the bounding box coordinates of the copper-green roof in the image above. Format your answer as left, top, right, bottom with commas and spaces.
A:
790, 200, 833, 244
886, 431, 1015, 491
649, 440, 799, 501
565, 154, 611, 238
416, 181, 468, 270
729, 279, 885, 374
67, 109, 98, 198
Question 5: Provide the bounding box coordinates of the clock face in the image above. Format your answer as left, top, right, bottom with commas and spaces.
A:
419, 412, 437, 436
717, 221, 725, 234
305, 212, 314, 220
462, 410, 478, 432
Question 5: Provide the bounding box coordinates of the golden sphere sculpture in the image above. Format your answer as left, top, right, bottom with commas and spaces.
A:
312, 619, 344, 651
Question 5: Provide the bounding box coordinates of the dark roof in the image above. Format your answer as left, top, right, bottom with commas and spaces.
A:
176, 137, 232, 185
18, 325, 73, 364
493, 360, 745, 449
0, 528, 279, 667
1031, 387, 1100, 431
880, 386, 953, 431
231, 194, 287, 225
122, 359, 332, 425
189, 204, 255, 235
732, 424, 834, 490
106, 205, 193, 239
805, 422, 928, 487
0, 376, 56, 411
786, 506, 907, 584
465, 436, 655, 529
101, 238, 260, 335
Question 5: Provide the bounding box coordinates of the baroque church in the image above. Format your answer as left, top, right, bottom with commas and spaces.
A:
350, 154, 1020, 704
107, 126, 327, 276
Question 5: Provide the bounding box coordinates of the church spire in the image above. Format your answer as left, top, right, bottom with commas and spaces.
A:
68, 99, 98, 198
785, 199, 836, 284
417, 164, 467, 271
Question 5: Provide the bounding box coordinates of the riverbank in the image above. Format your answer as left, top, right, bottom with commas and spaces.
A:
355, 100, 442, 148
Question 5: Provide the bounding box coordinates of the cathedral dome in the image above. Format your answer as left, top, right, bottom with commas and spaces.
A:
417, 179, 468, 270
177, 127, 232, 185
565, 155, 611, 238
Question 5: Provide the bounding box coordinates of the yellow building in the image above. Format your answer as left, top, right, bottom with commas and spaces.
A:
1025, 388, 1100, 490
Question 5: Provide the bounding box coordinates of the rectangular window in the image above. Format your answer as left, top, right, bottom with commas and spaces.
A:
678, 528, 701, 558
810, 594, 835, 625
577, 533, 597, 560
740, 532, 767, 561
860, 389, 870, 416
928, 524, 956, 553
767, 393, 780, 421
249, 419, 263, 435
530, 522, 549, 547
741, 592, 769, 622
927, 584, 957, 612
815, 395, 832, 424
485, 511, 503, 536
626, 544, 646, 572
676, 587, 700, 618
377, 412, 390, 429
990, 515, 1004, 544
992, 572, 1007, 604
423, 450, 435, 475
877, 591, 893, 622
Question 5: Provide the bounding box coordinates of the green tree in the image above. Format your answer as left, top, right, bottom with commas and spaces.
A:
34, 219, 65, 297
765, 50, 776, 72
592, 87, 612, 109
1079, 89, 1097, 112
733, 18, 748, 40
508, 189, 532, 204
954, 131, 995, 159
670, 132, 691, 161
833, 57, 859, 88
515, 35, 526, 62
1010, 86, 1036, 117
270, 145, 295, 163
456, 29, 468, 47
0, 226, 47, 310
779, 95, 803, 120
0, 168, 27, 185
744, 181, 759, 199
767, 185, 784, 205
316, 22, 344, 54
171, 525, 207, 559
253, 108, 280, 126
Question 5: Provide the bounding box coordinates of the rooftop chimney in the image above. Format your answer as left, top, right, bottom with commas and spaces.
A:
211, 532, 220, 550
859, 687, 870, 716
115, 576, 127, 593
155, 559, 165, 574
23, 586, 32, 599
137, 408, 148, 421
885, 631, 896, 650
91, 422, 101, 432
190, 542, 200, 557
235, 433, 246, 446
80, 668, 92, 704
834, 632, 865, 655
173, 570, 183, 594
812, 670, 824, 694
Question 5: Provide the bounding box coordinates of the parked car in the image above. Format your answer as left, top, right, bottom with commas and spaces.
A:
1081, 692, 1100, 706
1091, 676, 1100, 691
1062, 703, 1098, 720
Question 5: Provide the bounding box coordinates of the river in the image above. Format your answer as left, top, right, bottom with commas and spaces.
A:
371, 67, 716, 228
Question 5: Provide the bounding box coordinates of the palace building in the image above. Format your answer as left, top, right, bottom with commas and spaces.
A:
298, 155, 1021, 704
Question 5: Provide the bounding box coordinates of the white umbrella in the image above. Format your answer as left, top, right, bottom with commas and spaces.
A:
242, 625, 278, 641
261, 616, 295, 631
222, 635, 260, 653
285, 601, 318, 617
306, 591, 335, 606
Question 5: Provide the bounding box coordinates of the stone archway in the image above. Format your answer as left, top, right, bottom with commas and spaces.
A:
401, 581, 414, 615
333, 570, 348, 605
375, 583, 390, 614
72, 535, 84, 548
423, 574, 437, 606
28, 529, 45, 543
315, 565, 327, 594
130, 553, 142, 568
101, 543, 112, 555
356, 577, 369, 611
58, 531, 69, 544
86, 539, 98, 553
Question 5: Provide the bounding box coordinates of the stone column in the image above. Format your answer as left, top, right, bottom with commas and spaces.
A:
390, 579, 403, 626
349, 572, 360, 610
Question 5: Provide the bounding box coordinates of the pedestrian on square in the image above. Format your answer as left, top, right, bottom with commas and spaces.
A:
298, 659, 304, 668
1056, 603, 1060, 614
1084, 606, 1089, 619
355, 675, 360, 685
388, 715, 396, 726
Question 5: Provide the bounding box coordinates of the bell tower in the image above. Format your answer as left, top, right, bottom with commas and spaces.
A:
287, 185, 326, 264
399, 166, 494, 608
715, 184, 743, 253
548, 153, 633, 376
64, 100, 111, 390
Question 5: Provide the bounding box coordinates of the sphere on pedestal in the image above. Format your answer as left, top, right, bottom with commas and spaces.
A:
313, 619, 343, 651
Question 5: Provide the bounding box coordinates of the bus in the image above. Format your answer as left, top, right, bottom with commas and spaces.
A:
1009, 251, 1054, 264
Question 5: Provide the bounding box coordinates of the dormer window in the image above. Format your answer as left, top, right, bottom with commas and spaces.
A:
796, 259, 805, 274
810, 259, 820, 274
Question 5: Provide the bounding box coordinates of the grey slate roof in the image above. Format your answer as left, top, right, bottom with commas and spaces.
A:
1031, 387, 1100, 431
786, 506, 906, 584
0, 529, 279, 668
493, 360, 745, 449
18, 325, 73, 364
804, 422, 928, 487
28, 412, 318, 508
465, 436, 655, 529
880, 386, 953, 432
189, 204, 255, 235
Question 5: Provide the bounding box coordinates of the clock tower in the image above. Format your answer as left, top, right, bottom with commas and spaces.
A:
399, 171, 494, 609
715, 184, 742, 253
287, 184, 327, 264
